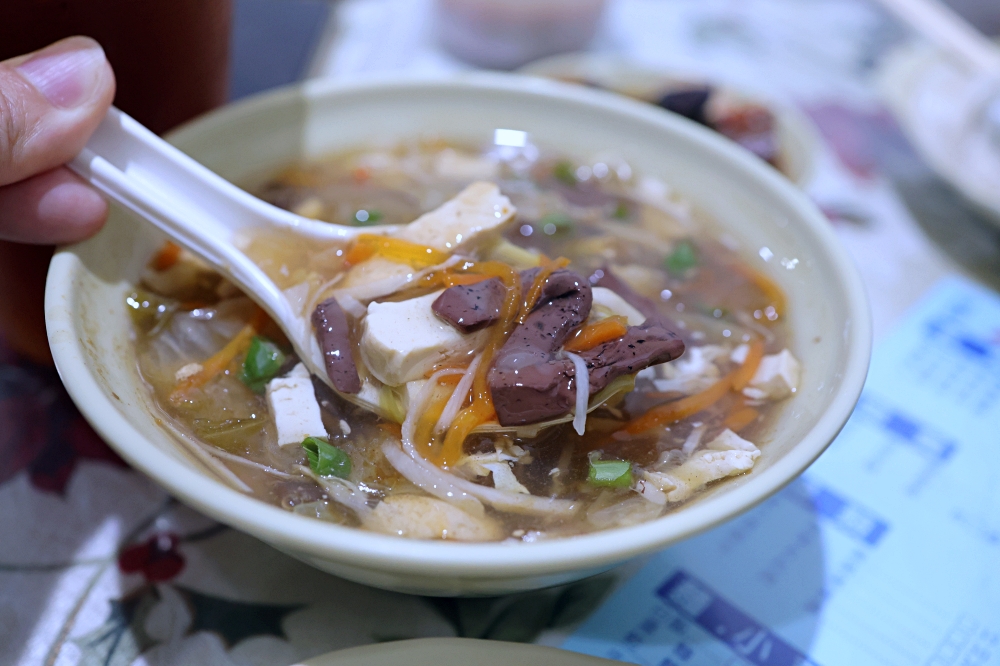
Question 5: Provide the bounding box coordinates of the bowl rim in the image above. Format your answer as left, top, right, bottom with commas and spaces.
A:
46, 72, 872, 578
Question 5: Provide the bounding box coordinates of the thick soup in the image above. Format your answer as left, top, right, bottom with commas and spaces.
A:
127, 138, 800, 542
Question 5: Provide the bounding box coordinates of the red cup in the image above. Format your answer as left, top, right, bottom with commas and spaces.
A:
0, 0, 232, 363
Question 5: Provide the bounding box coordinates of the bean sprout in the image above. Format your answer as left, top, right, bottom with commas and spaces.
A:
564, 351, 589, 436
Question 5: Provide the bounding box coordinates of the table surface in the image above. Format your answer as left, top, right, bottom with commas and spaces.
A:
4, 1, 1000, 665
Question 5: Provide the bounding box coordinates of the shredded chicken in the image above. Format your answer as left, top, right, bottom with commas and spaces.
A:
363, 494, 502, 541
456, 441, 531, 495
642, 429, 761, 503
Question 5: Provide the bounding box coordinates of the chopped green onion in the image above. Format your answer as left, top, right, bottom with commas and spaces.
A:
553, 160, 578, 186
587, 455, 633, 488
240, 336, 285, 393
354, 209, 383, 225
665, 239, 699, 277
302, 437, 352, 478
539, 212, 575, 235
612, 201, 631, 220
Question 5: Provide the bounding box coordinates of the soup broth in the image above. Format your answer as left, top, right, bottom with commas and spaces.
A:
127, 139, 799, 542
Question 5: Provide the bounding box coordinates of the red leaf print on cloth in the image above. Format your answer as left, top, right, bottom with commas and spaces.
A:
0, 358, 125, 493
803, 103, 915, 181
118, 533, 186, 582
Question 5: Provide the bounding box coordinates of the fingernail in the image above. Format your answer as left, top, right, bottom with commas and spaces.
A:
16, 39, 107, 109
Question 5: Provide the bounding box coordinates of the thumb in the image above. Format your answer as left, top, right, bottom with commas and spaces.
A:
0, 36, 115, 187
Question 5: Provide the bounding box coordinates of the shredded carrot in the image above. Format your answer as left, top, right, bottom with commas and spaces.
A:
424, 362, 469, 378
443, 273, 490, 287
435, 260, 521, 466
564, 316, 629, 353
730, 339, 765, 391
413, 375, 463, 456
723, 406, 760, 432
616, 338, 765, 436
151, 241, 182, 271
345, 234, 449, 268
518, 256, 570, 324
352, 166, 371, 183
169, 308, 267, 404
733, 262, 786, 318
621, 373, 733, 435
344, 241, 376, 265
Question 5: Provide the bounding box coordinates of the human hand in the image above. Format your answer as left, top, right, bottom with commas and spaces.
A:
0, 36, 115, 244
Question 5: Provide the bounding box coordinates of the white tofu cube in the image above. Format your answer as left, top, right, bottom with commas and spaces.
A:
266, 363, 327, 446
338, 256, 416, 291
591, 287, 646, 326
405, 379, 428, 409
360, 291, 485, 386
744, 349, 801, 401
730, 344, 750, 364
398, 182, 515, 252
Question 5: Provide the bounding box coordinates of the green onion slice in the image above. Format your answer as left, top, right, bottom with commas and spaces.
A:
539, 212, 575, 234
302, 437, 352, 478
553, 160, 578, 186
240, 336, 285, 393
612, 202, 631, 220
354, 209, 383, 225
587, 454, 633, 488
665, 239, 699, 277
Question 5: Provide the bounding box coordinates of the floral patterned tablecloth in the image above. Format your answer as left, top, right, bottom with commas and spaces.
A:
6, 1, 1000, 664
0, 353, 621, 664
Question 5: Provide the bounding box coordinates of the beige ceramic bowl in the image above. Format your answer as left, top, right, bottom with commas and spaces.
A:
46, 74, 871, 596
299, 638, 616, 665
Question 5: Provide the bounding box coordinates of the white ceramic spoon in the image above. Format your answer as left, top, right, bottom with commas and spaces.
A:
68, 107, 638, 432
69, 106, 399, 400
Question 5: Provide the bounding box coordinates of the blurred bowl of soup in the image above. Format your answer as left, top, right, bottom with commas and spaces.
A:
521, 53, 821, 187
46, 74, 870, 595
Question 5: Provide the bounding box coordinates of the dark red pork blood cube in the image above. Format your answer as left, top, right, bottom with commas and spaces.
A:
712, 105, 779, 166
578, 319, 685, 392
488, 269, 593, 427
489, 268, 685, 427
432, 277, 505, 333
656, 86, 713, 126
311, 297, 361, 393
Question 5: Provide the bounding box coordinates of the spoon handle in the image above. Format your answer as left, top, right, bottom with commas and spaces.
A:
71, 108, 276, 264
69, 107, 305, 325
877, 0, 1000, 72
69, 105, 331, 369
69, 107, 394, 396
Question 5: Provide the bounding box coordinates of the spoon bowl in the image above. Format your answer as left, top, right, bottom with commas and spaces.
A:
70, 107, 402, 411
69, 107, 649, 430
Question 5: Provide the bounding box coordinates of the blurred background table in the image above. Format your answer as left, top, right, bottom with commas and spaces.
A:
3, 1, 1000, 664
